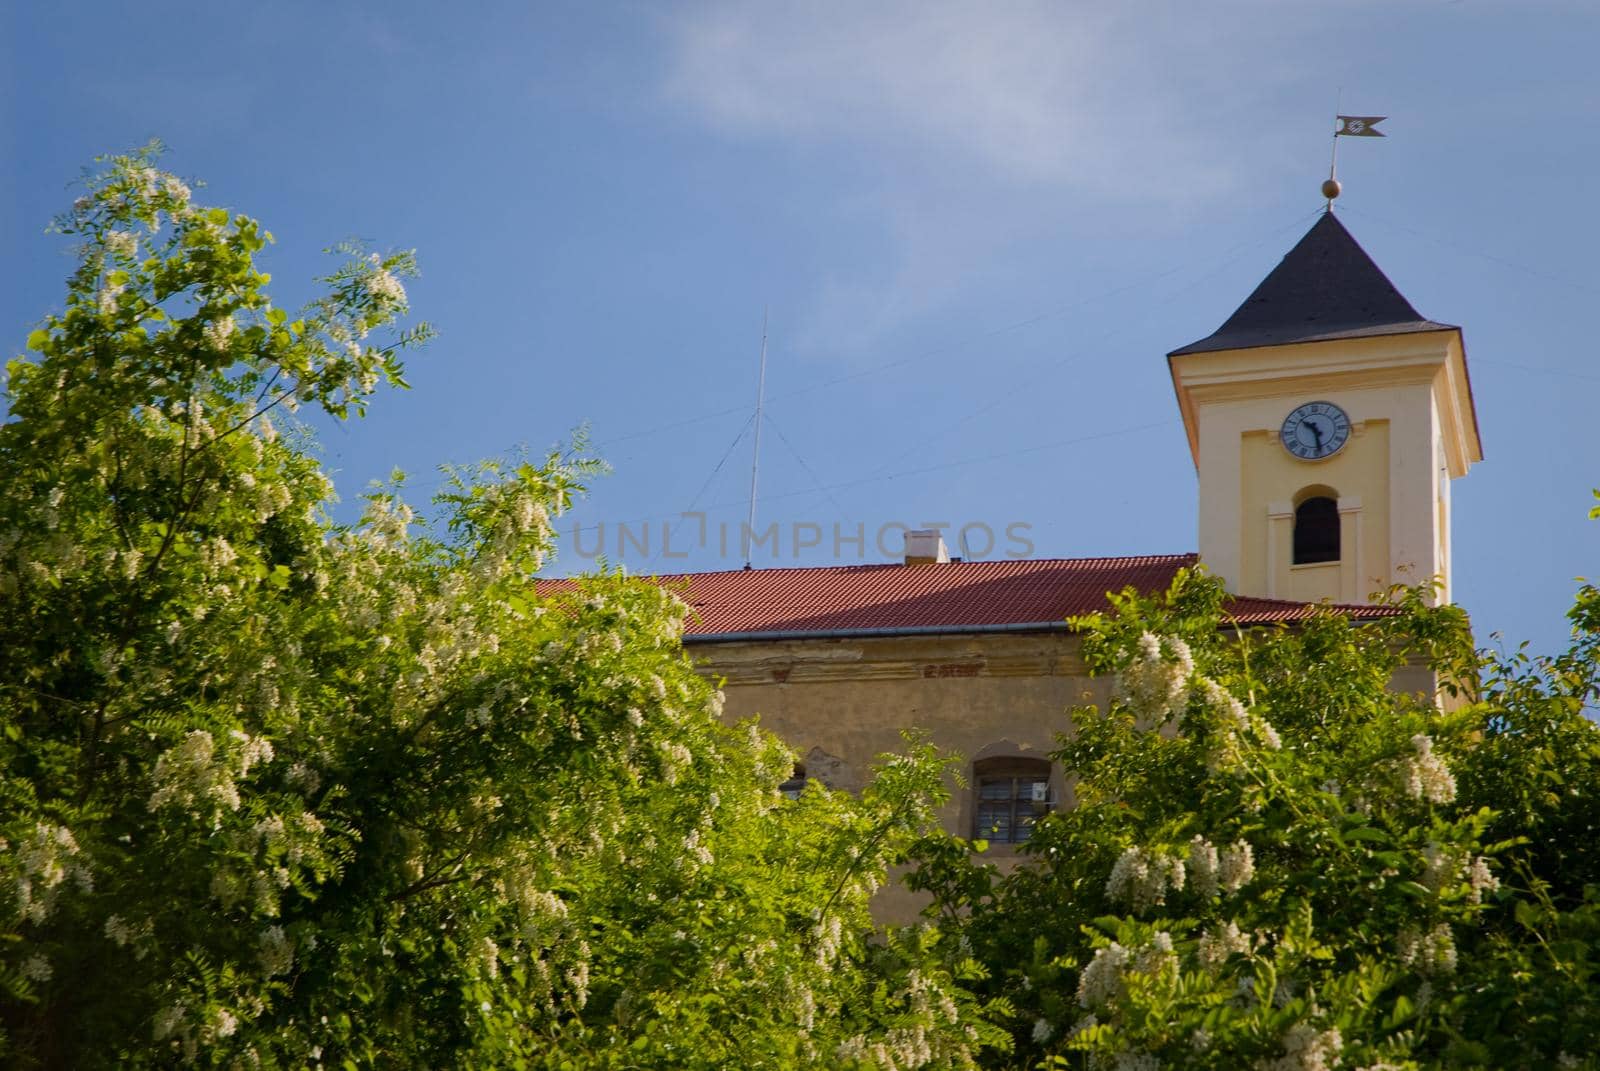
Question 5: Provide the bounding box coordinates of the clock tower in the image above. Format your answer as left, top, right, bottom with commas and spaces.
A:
1168, 210, 1482, 605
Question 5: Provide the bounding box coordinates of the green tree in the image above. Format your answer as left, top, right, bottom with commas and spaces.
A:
911, 571, 1600, 1070
0, 147, 1005, 1069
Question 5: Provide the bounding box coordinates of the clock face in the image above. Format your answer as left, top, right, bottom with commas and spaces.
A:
1280, 401, 1351, 461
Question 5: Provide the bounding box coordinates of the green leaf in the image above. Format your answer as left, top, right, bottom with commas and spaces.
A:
1343, 826, 1390, 844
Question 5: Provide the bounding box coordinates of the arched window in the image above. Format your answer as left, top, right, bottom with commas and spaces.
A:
778, 764, 807, 800
973, 757, 1053, 844
1293, 496, 1340, 565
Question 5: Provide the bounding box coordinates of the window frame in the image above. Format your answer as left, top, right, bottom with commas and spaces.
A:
972, 757, 1053, 845
1292, 494, 1341, 565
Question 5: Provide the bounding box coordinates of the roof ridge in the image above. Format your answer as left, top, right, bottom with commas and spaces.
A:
628, 551, 1199, 582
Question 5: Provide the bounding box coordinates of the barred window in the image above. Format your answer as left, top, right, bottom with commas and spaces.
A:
973, 757, 1053, 844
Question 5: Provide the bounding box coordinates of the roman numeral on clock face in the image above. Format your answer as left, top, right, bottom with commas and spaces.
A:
1280, 401, 1351, 461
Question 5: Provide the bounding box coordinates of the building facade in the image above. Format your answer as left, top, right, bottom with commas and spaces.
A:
608, 211, 1483, 914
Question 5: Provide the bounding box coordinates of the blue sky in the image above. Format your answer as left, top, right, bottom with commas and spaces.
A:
4, 2, 1596, 656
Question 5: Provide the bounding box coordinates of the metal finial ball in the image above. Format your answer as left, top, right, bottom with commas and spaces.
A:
1322, 178, 1342, 201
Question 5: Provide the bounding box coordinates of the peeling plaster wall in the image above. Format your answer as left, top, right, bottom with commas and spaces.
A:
693, 629, 1107, 920
690, 626, 1443, 922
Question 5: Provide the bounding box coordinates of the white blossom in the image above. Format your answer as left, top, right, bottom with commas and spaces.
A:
1397, 923, 1457, 976
128, 165, 160, 199
14, 823, 90, 924
565, 942, 591, 1008
1196, 920, 1252, 971
1467, 855, 1500, 904
1218, 840, 1255, 893
234, 730, 274, 775
1138, 931, 1179, 979
1420, 842, 1457, 892
1261, 1024, 1342, 1071
97, 283, 125, 316
1188, 835, 1220, 898
1255, 717, 1283, 750
1077, 942, 1129, 1008
1114, 1055, 1161, 1071
286, 762, 322, 795
105, 230, 138, 258
42, 486, 65, 530
364, 264, 407, 306
479, 936, 500, 979
203, 314, 235, 351
1106, 846, 1185, 913
813, 914, 843, 966
659, 740, 692, 784
1202, 677, 1249, 731
1120, 632, 1193, 729
1076, 934, 1177, 1016
21, 955, 52, 982
684, 827, 714, 867
104, 914, 153, 954
255, 815, 287, 854
1031, 1017, 1053, 1043
258, 925, 294, 976
153, 1004, 187, 1042
148, 729, 271, 817
105, 914, 135, 945
1404, 734, 1456, 803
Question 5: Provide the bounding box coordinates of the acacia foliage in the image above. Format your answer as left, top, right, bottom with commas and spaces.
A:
912, 572, 1600, 1070
0, 148, 1006, 1069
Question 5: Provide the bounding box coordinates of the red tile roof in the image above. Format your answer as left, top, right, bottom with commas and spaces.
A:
1222, 593, 1399, 625
540, 555, 1399, 640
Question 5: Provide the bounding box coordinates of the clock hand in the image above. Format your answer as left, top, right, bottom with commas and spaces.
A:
1306, 420, 1324, 448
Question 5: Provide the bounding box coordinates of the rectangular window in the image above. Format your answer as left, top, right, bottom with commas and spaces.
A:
974, 771, 1052, 844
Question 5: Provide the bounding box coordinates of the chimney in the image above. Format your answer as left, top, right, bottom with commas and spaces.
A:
903, 529, 950, 565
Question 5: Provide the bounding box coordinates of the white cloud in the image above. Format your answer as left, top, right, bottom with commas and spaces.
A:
656, 2, 1347, 354
658, 2, 1328, 196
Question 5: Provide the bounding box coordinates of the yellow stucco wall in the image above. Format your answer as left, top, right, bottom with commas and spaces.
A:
1237, 417, 1393, 603
694, 630, 1106, 919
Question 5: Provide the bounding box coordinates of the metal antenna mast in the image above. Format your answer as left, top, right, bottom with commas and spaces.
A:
742, 308, 769, 569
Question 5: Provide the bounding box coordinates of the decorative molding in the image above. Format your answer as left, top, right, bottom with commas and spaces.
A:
697, 632, 1089, 686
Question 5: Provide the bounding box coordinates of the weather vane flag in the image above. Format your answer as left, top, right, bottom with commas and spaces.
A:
1336, 115, 1387, 137
1324, 112, 1388, 206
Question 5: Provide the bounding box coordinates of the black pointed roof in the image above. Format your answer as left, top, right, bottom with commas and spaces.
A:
1170, 211, 1457, 356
